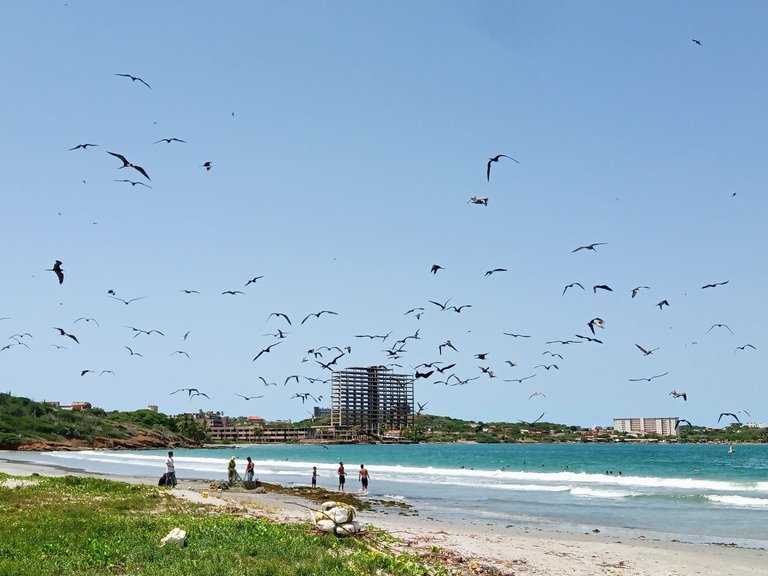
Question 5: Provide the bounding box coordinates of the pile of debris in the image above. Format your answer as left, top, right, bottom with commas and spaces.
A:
311, 501, 363, 536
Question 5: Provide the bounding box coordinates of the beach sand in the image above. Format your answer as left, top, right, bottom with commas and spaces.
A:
1, 459, 765, 575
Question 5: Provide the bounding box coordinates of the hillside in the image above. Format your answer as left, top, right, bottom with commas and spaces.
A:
0, 393, 206, 450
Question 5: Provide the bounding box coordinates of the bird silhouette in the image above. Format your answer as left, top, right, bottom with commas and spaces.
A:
542, 351, 563, 359
484, 268, 507, 277
628, 372, 669, 382
593, 284, 612, 293
675, 418, 693, 429
53, 327, 79, 344
301, 310, 338, 324
670, 390, 687, 401
100, 370, 115, 376
74, 317, 100, 327
267, 312, 292, 325
416, 401, 429, 415
718, 412, 741, 425
169, 350, 190, 359
114, 73, 151, 88
631, 286, 650, 298
109, 295, 145, 305
201, 161, 213, 171
415, 370, 434, 379
528, 392, 547, 400
562, 282, 584, 296
153, 138, 186, 144
180, 289, 200, 294
486, 154, 519, 182
69, 143, 98, 150
734, 344, 756, 355
80, 370, 94, 377
221, 290, 245, 296
707, 323, 734, 335
114, 179, 152, 188
468, 196, 489, 206
635, 344, 659, 356
657, 300, 670, 310
701, 281, 728, 289
106, 151, 150, 180
124, 346, 142, 357
245, 276, 264, 286
504, 374, 536, 383
572, 243, 606, 253
449, 304, 472, 313
534, 364, 559, 371
253, 341, 282, 361
47, 260, 64, 284
235, 393, 263, 400
691, 38, 702, 46
588, 318, 605, 334
439, 340, 458, 355
517, 412, 545, 427
430, 264, 444, 274
504, 332, 531, 338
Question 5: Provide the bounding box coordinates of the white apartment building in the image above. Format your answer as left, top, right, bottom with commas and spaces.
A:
613, 416, 678, 437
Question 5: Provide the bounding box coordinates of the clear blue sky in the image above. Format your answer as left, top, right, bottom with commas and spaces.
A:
1, 1, 765, 427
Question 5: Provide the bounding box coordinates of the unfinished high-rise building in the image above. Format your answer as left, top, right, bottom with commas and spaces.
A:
331, 366, 414, 435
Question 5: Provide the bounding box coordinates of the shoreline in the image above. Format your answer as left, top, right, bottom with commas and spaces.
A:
1, 458, 766, 575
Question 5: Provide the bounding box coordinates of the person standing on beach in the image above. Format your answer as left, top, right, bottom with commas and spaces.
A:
358, 464, 370, 495
337, 461, 346, 491
227, 456, 237, 483
244, 456, 255, 482
311, 466, 317, 489
165, 451, 176, 487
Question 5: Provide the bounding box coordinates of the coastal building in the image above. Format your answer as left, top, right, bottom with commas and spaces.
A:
613, 417, 678, 437
331, 366, 414, 436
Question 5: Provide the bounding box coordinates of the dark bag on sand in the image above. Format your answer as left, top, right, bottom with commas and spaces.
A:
158, 472, 168, 486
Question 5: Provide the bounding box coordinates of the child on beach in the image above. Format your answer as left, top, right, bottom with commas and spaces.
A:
311, 466, 317, 489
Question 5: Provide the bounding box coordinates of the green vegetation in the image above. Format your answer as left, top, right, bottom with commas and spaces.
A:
0, 394, 208, 449
0, 475, 449, 576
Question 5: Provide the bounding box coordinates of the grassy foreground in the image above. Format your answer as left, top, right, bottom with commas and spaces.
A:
0, 475, 447, 576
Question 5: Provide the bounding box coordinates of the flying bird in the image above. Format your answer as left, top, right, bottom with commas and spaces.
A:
109, 295, 145, 305
235, 393, 263, 400
701, 281, 728, 289
474, 352, 488, 360
80, 370, 94, 377
114, 179, 152, 188
169, 350, 190, 359
53, 327, 79, 344
416, 401, 428, 415
47, 260, 64, 284
631, 286, 650, 298
301, 310, 338, 324
114, 73, 151, 88
429, 298, 452, 311
734, 344, 756, 355
124, 346, 142, 357
588, 318, 605, 334
267, 312, 292, 325
707, 323, 734, 335
504, 332, 531, 338
517, 412, 545, 427
253, 341, 282, 361
656, 300, 670, 310
528, 392, 547, 399
106, 151, 151, 180
675, 419, 693, 430
468, 196, 489, 206
718, 412, 741, 425
430, 264, 444, 275
180, 289, 200, 294
628, 372, 669, 382
221, 290, 245, 295
534, 364, 559, 371
635, 344, 659, 356
100, 370, 115, 376
572, 242, 606, 253
245, 276, 264, 286
201, 161, 213, 171
439, 339, 458, 355
562, 282, 584, 296
542, 351, 563, 359
74, 317, 100, 327
486, 154, 519, 182
593, 284, 613, 293
504, 374, 536, 383
484, 268, 507, 277
153, 138, 186, 144
259, 377, 278, 387
415, 370, 434, 379
691, 38, 702, 46
449, 304, 472, 313
670, 390, 687, 401
69, 143, 98, 150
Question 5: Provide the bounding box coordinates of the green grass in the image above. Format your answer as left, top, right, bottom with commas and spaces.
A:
0, 475, 447, 576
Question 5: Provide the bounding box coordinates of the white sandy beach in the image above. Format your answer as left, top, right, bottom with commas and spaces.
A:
1, 459, 765, 576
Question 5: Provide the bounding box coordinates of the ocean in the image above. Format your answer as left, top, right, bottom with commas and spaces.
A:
4, 442, 767, 548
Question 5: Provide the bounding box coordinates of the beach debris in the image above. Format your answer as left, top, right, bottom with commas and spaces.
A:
311, 501, 363, 536
160, 527, 187, 548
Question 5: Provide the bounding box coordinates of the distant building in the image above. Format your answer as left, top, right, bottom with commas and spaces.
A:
331, 366, 414, 435
147, 405, 158, 412
613, 417, 678, 437
313, 407, 332, 419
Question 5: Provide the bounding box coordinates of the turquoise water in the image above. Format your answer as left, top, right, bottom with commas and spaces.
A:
5, 443, 767, 548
